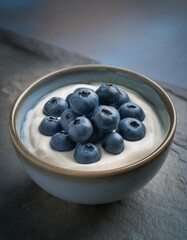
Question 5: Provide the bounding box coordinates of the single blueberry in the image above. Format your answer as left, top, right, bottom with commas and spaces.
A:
68, 116, 93, 143
43, 97, 68, 117
91, 105, 120, 132
69, 88, 99, 115
118, 102, 145, 121
50, 131, 76, 151
112, 90, 130, 108
39, 116, 62, 136
96, 83, 121, 105
60, 108, 80, 132
74, 143, 101, 164
101, 132, 124, 155
118, 117, 146, 141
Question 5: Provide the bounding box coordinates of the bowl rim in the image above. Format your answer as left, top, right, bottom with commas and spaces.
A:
9, 65, 177, 178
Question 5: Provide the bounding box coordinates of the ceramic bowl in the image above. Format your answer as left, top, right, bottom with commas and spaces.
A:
9, 65, 176, 204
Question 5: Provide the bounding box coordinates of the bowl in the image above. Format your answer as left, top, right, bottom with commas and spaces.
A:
9, 65, 176, 204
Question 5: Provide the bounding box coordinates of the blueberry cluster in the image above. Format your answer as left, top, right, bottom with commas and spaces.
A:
39, 84, 146, 164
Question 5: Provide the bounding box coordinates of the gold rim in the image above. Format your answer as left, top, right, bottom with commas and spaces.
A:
9, 65, 177, 178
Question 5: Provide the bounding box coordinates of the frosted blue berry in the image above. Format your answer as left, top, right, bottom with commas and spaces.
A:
43, 97, 68, 117
74, 143, 101, 164
68, 116, 93, 143
69, 88, 99, 115
39, 116, 62, 136
96, 83, 120, 106
118, 117, 146, 141
118, 102, 145, 121
50, 131, 76, 151
101, 132, 124, 155
91, 105, 120, 132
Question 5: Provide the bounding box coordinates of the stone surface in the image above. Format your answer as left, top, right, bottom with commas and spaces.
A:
0, 29, 186, 240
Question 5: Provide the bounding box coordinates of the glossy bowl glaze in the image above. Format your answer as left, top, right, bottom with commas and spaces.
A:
9, 65, 176, 204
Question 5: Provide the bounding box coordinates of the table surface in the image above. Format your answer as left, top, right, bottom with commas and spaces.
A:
0, 29, 186, 240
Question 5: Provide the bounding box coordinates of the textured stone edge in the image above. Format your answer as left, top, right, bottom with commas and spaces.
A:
0, 27, 99, 63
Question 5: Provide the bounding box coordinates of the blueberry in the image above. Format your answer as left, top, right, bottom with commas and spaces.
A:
74, 143, 101, 164
68, 116, 93, 143
118, 117, 146, 141
96, 83, 121, 105
112, 90, 130, 108
50, 131, 76, 151
69, 88, 99, 115
101, 132, 124, 155
118, 102, 145, 121
43, 97, 68, 117
91, 105, 120, 132
60, 108, 80, 132
39, 116, 62, 136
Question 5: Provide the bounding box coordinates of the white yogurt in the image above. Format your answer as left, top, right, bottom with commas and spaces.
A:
23, 84, 165, 171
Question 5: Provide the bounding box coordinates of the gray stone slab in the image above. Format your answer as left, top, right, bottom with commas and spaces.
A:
0, 29, 186, 240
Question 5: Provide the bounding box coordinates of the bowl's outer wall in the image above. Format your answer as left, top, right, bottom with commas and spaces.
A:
16, 143, 171, 204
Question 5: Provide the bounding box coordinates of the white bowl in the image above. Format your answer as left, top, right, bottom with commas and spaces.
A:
9, 65, 176, 204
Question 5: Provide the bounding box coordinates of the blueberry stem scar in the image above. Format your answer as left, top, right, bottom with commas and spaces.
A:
66, 113, 71, 119
84, 144, 94, 152
128, 105, 136, 109
73, 119, 81, 125
79, 90, 90, 98
130, 121, 139, 128
50, 98, 57, 104
101, 109, 112, 115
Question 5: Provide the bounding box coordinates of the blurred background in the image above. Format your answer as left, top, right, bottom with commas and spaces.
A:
0, 0, 187, 88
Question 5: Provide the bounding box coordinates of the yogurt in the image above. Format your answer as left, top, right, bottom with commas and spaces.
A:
23, 84, 165, 171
